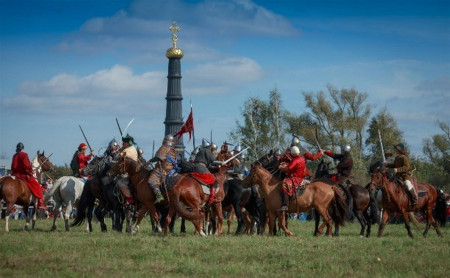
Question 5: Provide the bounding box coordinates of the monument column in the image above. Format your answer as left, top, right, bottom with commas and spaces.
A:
164, 21, 185, 155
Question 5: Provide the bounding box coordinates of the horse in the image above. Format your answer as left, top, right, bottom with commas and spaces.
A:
43, 175, 85, 231
71, 155, 126, 232
369, 166, 444, 238
0, 151, 54, 232
107, 156, 173, 234
221, 178, 266, 235
243, 161, 347, 236
313, 159, 378, 237
163, 165, 227, 236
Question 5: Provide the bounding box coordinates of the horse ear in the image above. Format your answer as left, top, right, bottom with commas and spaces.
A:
37, 150, 40, 156
43, 150, 45, 156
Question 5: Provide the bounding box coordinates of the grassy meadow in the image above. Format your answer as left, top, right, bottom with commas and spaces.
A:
0, 217, 448, 277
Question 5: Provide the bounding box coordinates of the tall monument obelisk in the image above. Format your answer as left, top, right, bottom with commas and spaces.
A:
164, 21, 185, 155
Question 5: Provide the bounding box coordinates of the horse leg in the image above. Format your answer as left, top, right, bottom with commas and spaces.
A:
180, 217, 186, 234
64, 202, 72, 232
401, 211, 414, 238
133, 207, 147, 234
95, 206, 107, 232
87, 205, 93, 232
314, 210, 321, 236
4, 202, 14, 232
278, 211, 294, 236
354, 210, 366, 237
23, 205, 31, 231
268, 211, 276, 236
363, 210, 371, 237
51, 202, 61, 231
316, 206, 333, 237
377, 209, 390, 237
214, 203, 223, 235
31, 202, 38, 230
425, 205, 442, 237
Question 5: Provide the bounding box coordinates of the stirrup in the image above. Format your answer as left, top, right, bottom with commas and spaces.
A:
278, 205, 288, 211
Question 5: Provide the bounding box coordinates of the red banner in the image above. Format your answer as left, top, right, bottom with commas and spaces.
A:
174, 109, 194, 142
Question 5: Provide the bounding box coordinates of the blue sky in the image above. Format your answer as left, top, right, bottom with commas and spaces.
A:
1, 0, 449, 167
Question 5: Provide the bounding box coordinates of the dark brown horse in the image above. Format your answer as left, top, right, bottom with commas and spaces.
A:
107, 157, 166, 234
243, 162, 347, 236
369, 167, 444, 238
314, 159, 378, 237
0, 151, 54, 232
163, 165, 227, 236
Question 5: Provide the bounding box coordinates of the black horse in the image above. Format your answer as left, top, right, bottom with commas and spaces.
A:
314, 159, 378, 237
71, 156, 127, 232
221, 176, 266, 235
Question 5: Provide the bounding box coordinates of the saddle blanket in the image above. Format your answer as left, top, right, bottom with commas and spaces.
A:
200, 185, 220, 195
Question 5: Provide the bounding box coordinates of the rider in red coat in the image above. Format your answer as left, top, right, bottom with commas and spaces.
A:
278, 146, 306, 211
77, 143, 94, 177
11, 142, 46, 208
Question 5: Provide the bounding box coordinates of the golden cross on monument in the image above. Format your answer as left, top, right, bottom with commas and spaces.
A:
169, 21, 180, 47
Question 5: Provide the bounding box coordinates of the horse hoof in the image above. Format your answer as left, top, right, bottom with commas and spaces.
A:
51, 226, 56, 232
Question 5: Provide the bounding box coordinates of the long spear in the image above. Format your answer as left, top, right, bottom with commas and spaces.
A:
378, 129, 386, 163
116, 118, 123, 137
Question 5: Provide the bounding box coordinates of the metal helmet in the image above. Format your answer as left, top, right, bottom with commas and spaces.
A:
342, 145, 351, 153
274, 148, 282, 156
290, 146, 300, 156
16, 142, 24, 152
108, 138, 118, 148
233, 144, 242, 153
210, 143, 218, 151
189, 147, 200, 161
202, 138, 210, 148
163, 134, 175, 146
291, 136, 300, 147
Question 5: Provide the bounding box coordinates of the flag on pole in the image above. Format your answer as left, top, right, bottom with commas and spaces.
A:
174, 108, 194, 142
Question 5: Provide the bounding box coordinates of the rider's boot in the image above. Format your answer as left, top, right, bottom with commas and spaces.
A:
207, 182, 218, 205
408, 188, 418, 208
38, 198, 48, 210
278, 188, 289, 211
150, 183, 164, 204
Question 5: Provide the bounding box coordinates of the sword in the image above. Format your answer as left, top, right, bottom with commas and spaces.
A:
123, 118, 135, 135
116, 118, 123, 137
311, 130, 322, 151
79, 125, 93, 153
378, 129, 386, 163
214, 147, 250, 165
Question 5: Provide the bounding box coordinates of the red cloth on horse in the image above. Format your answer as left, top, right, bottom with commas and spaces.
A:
11, 151, 43, 199
191, 172, 215, 185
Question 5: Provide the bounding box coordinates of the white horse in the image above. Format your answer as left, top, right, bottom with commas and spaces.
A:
44, 176, 85, 231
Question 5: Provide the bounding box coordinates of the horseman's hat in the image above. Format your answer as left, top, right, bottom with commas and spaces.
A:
122, 134, 135, 146
394, 143, 406, 154
79, 143, 88, 150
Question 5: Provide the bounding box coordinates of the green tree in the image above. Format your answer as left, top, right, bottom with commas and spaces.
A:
230, 89, 287, 161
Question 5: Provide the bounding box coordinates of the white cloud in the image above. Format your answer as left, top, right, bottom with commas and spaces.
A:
1, 65, 167, 115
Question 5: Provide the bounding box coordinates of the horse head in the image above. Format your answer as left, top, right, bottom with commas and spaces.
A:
107, 156, 125, 177
369, 168, 387, 191
37, 151, 55, 172
243, 162, 261, 188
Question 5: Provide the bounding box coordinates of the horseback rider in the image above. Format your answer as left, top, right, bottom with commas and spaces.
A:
324, 145, 353, 186
148, 134, 178, 204
116, 134, 137, 205
71, 143, 94, 178
386, 143, 418, 207
290, 134, 323, 178
278, 145, 306, 211
192, 139, 219, 205
11, 142, 46, 209
104, 139, 120, 159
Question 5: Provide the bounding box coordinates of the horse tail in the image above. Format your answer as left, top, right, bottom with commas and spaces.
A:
71, 180, 94, 227
434, 189, 447, 227
328, 185, 348, 227
43, 177, 64, 203
173, 187, 204, 221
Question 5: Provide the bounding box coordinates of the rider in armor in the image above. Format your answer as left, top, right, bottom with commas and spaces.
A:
11, 142, 47, 209
324, 144, 353, 186
148, 134, 178, 204
278, 146, 306, 211
192, 139, 219, 205
116, 134, 138, 205
386, 143, 418, 207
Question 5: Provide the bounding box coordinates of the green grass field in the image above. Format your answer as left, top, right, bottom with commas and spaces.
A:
0, 217, 448, 277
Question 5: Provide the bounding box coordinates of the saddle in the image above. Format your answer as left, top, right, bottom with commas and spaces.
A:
288, 179, 310, 200
189, 174, 220, 195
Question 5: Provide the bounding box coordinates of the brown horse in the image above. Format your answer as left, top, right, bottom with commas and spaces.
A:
369, 167, 443, 238
243, 162, 347, 236
0, 151, 54, 232
163, 165, 227, 236
106, 157, 165, 234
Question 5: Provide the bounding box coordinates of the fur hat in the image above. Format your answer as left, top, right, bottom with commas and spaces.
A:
394, 143, 406, 154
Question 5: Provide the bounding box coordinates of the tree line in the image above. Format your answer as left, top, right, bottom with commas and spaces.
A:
230, 85, 450, 192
